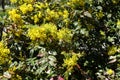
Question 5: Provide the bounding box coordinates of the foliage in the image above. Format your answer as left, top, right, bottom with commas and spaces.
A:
0, 0, 120, 80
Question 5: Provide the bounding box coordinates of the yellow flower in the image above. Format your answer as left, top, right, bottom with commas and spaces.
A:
63, 53, 79, 70
96, 10, 104, 19
63, 10, 69, 19
28, 4, 34, 12
8, 9, 16, 15
27, 23, 57, 42
0, 42, 11, 65
71, 0, 85, 6
38, 12, 42, 18
58, 11, 63, 16
45, 3, 48, 7
19, 3, 27, 14
27, 23, 72, 43
106, 69, 114, 75
35, 2, 48, 9
14, 14, 21, 19
35, 4, 42, 9
41, 23, 57, 32
41, 23, 57, 38
39, 3, 45, 8
8, 9, 22, 23
108, 46, 117, 56
57, 28, 73, 42
10, 0, 17, 3
32, 15, 39, 24
31, 12, 42, 24
23, 0, 35, 3
64, 58, 75, 69
45, 9, 60, 20
19, 3, 33, 14
28, 27, 46, 41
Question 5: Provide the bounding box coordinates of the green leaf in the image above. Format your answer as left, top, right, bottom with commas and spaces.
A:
80, 28, 89, 36
108, 36, 115, 42
100, 30, 105, 36
48, 56, 56, 62
83, 11, 92, 18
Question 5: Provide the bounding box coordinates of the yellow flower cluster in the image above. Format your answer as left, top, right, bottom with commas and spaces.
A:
96, 10, 104, 19
57, 28, 72, 43
45, 8, 60, 21
9, 1, 71, 25
106, 69, 114, 75
35, 2, 48, 9
67, 0, 85, 7
31, 12, 42, 24
28, 27, 46, 41
108, 46, 117, 56
10, 0, 17, 3
63, 53, 79, 70
63, 10, 69, 19
0, 42, 11, 65
41, 23, 57, 38
27, 23, 57, 42
23, 0, 35, 4
30, 8, 69, 24
10, 0, 35, 4
8, 9, 22, 23
31, 15, 39, 24
27, 23, 73, 43
19, 3, 33, 14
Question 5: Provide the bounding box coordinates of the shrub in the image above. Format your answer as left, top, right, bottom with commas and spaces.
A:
0, 0, 120, 80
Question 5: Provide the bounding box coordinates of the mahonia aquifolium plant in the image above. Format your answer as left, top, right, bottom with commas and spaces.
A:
27, 23, 73, 43
0, 41, 11, 65
0, 0, 120, 80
